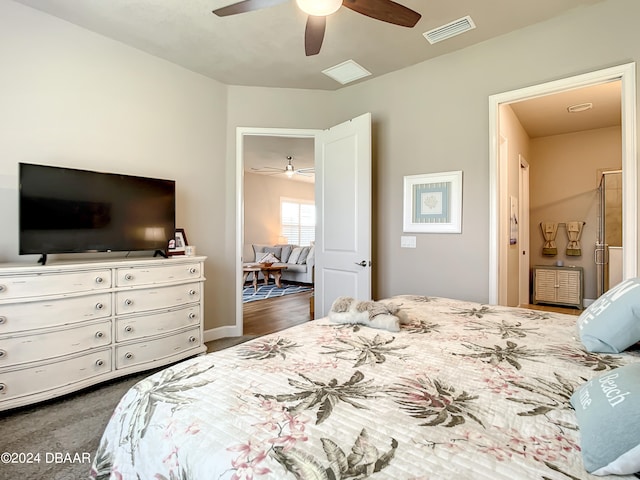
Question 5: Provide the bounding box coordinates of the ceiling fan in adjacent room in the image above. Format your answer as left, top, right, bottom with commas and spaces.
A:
213, 0, 422, 56
251, 156, 315, 178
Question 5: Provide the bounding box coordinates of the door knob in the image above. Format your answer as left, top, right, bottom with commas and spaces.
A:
355, 260, 369, 267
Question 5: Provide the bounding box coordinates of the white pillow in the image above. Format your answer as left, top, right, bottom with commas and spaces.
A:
258, 252, 279, 263
288, 247, 303, 264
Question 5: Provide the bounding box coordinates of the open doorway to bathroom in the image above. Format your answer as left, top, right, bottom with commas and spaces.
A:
489, 63, 637, 307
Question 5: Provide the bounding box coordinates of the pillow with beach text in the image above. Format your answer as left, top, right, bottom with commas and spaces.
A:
577, 278, 640, 353
570, 363, 640, 475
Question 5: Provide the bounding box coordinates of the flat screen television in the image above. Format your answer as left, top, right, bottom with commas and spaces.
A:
19, 163, 175, 262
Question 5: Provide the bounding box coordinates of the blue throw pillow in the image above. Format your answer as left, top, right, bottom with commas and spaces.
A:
577, 278, 640, 353
570, 363, 640, 475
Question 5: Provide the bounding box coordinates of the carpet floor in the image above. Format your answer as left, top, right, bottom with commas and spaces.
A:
243, 281, 313, 303
0, 335, 257, 480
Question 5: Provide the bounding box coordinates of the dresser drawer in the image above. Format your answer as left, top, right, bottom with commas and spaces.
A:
0, 349, 111, 402
116, 263, 202, 287
0, 293, 111, 334
0, 270, 112, 300
116, 305, 200, 342
0, 320, 111, 367
115, 282, 201, 314
115, 327, 201, 369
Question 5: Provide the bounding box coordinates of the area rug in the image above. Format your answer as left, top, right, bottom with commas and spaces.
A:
243, 282, 313, 303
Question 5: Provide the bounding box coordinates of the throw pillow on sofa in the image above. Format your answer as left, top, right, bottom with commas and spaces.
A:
288, 247, 303, 264
275, 244, 294, 263
296, 246, 310, 264
258, 252, 280, 264
252, 245, 282, 262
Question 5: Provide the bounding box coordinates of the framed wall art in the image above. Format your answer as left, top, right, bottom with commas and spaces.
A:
403, 170, 462, 233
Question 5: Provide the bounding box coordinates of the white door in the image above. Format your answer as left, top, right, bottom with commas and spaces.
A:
314, 113, 372, 318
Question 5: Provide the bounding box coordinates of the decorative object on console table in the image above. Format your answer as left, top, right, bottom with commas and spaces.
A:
533, 265, 583, 309
0, 256, 207, 412
403, 170, 462, 233
168, 228, 188, 256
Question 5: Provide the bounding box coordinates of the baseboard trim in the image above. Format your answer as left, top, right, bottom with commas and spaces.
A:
204, 325, 242, 343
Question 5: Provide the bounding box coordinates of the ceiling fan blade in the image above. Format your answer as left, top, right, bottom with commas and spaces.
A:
212, 0, 287, 17
305, 15, 326, 56
342, 0, 421, 27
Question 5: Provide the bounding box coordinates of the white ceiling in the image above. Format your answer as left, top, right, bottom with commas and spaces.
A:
12, 0, 606, 90
510, 80, 621, 138
244, 135, 315, 183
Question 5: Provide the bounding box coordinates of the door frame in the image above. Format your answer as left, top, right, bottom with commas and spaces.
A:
518, 155, 530, 306
235, 127, 321, 335
488, 62, 637, 304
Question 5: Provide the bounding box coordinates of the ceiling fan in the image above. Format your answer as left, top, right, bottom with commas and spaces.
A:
213, 0, 421, 56
251, 156, 315, 178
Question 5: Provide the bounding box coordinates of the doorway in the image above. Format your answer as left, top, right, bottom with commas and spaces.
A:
236, 127, 320, 336
489, 63, 637, 305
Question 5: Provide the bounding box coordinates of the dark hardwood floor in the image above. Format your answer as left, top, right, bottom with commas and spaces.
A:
243, 289, 314, 336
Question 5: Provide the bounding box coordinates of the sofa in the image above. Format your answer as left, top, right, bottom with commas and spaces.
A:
248, 243, 314, 284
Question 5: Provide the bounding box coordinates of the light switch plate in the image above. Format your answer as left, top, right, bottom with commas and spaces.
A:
401, 236, 416, 248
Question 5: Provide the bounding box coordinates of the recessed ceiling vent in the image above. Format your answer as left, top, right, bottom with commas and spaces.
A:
423, 16, 476, 44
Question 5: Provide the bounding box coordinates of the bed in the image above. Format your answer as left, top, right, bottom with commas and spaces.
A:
90, 295, 640, 479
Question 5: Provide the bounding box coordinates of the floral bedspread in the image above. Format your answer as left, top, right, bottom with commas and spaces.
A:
91, 296, 640, 480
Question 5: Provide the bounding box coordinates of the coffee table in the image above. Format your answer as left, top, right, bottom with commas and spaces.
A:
242, 264, 288, 291
260, 265, 287, 288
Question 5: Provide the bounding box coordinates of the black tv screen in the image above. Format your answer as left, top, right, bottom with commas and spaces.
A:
19, 163, 175, 256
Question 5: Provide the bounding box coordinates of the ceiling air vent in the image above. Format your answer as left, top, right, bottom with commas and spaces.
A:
423, 16, 476, 45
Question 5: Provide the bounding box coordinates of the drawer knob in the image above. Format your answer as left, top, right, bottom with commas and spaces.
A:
188, 289, 196, 296
124, 325, 133, 333
189, 267, 197, 274
188, 312, 196, 319
125, 352, 133, 359
95, 302, 104, 310
95, 276, 104, 284
0, 316, 6, 325
95, 359, 104, 367
0, 285, 5, 293
124, 299, 133, 306
188, 336, 197, 343
0, 383, 6, 392
0, 349, 6, 358
95, 331, 105, 339
125, 273, 134, 281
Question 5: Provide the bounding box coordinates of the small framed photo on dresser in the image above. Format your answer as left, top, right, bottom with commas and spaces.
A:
167, 228, 188, 256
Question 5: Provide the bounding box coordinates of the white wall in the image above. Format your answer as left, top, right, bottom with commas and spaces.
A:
499, 105, 532, 306
243, 171, 314, 260
0, 1, 228, 330
530, 126, 622, 300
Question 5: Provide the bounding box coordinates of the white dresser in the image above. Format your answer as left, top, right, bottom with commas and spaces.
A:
0, 256, 206, 411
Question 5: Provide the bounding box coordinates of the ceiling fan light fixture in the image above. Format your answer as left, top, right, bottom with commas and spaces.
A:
296, 0, 342, 17
285, 157, 296, 177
